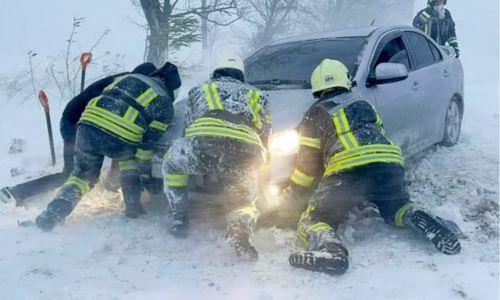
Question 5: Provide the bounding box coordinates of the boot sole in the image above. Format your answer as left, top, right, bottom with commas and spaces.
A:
412, 211, 461, 255
289, 251, 348, 276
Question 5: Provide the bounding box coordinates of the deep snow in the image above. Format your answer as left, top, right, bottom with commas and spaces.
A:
0, 0, 498, 299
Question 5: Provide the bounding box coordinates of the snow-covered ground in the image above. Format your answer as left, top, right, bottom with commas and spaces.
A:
0, 1, 498, 299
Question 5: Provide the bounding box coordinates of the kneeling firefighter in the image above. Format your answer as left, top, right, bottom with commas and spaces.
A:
162, 54, 271, 260
287, 59, 461, 275
36, 62, 182, 231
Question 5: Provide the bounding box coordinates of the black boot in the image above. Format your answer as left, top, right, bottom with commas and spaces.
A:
406, 210, 461, 255
124, 198, 146, 219
36, 209, 62, 232
227, 227, 259, 261
289, 242, 349, 276
169, 212, 189, 238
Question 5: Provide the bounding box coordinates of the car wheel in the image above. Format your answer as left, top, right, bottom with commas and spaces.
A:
440, 99, 462, 147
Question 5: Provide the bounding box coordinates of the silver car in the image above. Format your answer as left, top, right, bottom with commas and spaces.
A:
158, 25, 464, 211
246, 25, 464, 190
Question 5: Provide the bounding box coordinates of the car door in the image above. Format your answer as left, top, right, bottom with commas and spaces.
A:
404, 31, 450, 148
367, 32, 423, 154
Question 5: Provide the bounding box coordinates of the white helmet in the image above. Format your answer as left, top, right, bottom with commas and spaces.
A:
212, 53, 245, 75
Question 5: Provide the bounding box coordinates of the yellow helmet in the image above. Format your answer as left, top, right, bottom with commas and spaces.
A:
311, 59, 351, 96
212, 53, 245, 74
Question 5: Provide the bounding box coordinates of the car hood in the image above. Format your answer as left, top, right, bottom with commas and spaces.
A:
265, 89, 315, 132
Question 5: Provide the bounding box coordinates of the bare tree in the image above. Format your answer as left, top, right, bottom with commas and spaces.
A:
240, 0, 304, 51
133, 0, 241, 66
303, 0, 416, 33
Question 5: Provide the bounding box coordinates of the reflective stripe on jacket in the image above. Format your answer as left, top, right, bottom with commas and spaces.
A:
79, 74, 173, 145
413, 7, 458, 47
185, 77, 272, 148
184, 77, 271, 152
290, 91, 404, 188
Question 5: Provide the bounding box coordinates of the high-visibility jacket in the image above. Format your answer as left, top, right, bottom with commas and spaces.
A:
184, 76, 272, 155
79, 74, 174, 149
290, 90, 404, 189
413, 7, 459, 50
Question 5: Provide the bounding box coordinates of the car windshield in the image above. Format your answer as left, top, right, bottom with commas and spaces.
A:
245, 37, 367, 89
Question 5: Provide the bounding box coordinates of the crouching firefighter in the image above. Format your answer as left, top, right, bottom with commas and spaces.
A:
162, 54, 271, 260
35, 62, 182, 231
287, 59, 461, 276
0, 63, 157, 205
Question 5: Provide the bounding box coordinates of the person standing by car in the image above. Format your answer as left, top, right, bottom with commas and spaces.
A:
35, 62, 181, 231
0, 63, 158, 205
287, 59, 461, 276
413, 0, 460, 57
162, 53, 271, 260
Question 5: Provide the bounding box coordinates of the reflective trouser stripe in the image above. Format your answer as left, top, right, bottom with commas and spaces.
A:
290, 168, 315, 188
332, 109, 359, 150
325, 153, 404, 176
136, 88, 158, 107
297, 205, 333, 247
233, 206, 257, 218
247, 89, 263, 129
66, 176, 90, 194
119, 160, 138, 171
307, 222, 334, 233
149, 120, 169, 132
333, 144, 402, 162
135, 149, 153, 161
395, 203, 415, 227
164, 174, 190, 187
299, 136, 321, 149
203, 83, 223, 110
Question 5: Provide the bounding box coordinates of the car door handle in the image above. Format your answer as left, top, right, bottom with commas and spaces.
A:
412, 81, 421, 91
443, 70, 449, 78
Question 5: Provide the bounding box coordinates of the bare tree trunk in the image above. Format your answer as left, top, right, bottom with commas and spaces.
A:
201, 0, 208, 60
139, 0, 169, 66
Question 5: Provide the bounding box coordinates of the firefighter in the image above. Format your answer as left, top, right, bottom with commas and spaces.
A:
35, 62, 181, 231
0, 63, 157, 205
287, 59, 461, 276
162, 53, 271, 260
414, 0, 460, 57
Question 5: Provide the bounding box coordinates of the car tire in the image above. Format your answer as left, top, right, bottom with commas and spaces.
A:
440, 99, 462, 147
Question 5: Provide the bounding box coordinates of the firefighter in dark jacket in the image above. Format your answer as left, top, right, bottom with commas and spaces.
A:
162, 54, 271, 260
287, 59, 461, 276
35, 62, 181, 231
0, 63, 157, 205
414, 0, 459, 57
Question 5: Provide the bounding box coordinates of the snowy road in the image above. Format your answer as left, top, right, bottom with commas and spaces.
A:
0, 77, 498, 299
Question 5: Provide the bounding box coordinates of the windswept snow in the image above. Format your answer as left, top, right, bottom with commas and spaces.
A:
0, 0, 498, 299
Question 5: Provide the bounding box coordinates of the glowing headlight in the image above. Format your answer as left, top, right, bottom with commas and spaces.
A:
264, 184, 282, 209
269, 130, 299, 157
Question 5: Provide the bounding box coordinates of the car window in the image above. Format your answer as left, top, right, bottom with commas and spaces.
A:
373, 37, 410, 71
245, 38, 367, 87
405, 31, 436, 69
428, 39, 443, 62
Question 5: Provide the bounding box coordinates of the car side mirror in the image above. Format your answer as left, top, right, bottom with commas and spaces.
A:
367, 63, 409, 86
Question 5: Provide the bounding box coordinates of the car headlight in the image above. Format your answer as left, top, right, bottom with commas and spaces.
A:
269, 130, 299, 157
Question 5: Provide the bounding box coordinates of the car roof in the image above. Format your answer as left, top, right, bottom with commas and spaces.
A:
266, 25, 414, 46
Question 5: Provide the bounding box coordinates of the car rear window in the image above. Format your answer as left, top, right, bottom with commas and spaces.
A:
405, 32, 436, 69
245, 38, 367, 86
